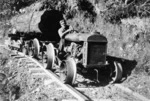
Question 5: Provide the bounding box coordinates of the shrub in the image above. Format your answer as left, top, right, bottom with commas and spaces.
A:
102, 0, 150, 23
0, 0, 37, 21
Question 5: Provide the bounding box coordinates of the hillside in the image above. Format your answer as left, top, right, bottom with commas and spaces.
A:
7, 0, 150, 73
0, 0, 150, 100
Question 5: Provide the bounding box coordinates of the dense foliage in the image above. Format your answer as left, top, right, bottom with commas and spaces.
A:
102, 0, 150, 23
0, 0, 150, 23
0, 0, 37, 20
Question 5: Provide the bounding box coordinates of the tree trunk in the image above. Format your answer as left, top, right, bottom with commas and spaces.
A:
10, 10, 63, 41
10, 11, 45, 33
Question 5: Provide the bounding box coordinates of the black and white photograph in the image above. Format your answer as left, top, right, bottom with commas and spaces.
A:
0, 0, 150, 101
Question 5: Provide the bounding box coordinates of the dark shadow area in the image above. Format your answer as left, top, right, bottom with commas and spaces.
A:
74, 55, 137, 87
39, 10, 63, 42
77, 0, 97, 22
106, 55, 137, 82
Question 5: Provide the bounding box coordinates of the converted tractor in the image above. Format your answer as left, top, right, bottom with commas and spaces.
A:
8, 30, 123, 85
8, 9, 123, 84
45, 32, 123, 85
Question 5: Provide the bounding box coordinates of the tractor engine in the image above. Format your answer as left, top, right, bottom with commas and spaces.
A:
64, 42, 83, 61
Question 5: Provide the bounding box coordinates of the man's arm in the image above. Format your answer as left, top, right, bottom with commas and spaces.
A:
58, 26, 73, 38
62, 28, 73, 38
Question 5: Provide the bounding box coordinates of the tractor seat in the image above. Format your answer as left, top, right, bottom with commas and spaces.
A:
64, 33, 90, 42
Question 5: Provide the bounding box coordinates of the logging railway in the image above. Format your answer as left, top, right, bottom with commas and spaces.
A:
1, 3, 149, 100
0, 41, 149, 101
9, 9, 125, 85
2, 44, 90, 101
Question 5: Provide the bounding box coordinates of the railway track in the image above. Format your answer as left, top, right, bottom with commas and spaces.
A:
7, 50, 90, 101
1, 44, 150, 101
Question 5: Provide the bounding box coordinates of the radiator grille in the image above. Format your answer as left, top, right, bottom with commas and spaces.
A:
87, 42, 106, 65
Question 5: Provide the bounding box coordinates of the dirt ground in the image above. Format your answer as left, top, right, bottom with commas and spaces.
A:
122, 71, 150, 99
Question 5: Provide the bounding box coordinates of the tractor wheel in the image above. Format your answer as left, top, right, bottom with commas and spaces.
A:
59, 58, 77, 85
46, 43, 55, 70
110, 61, 123, 83
32, 38, 40, 58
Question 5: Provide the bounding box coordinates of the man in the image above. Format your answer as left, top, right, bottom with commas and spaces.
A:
58, 20, 74, 38
58, 20, 74, 52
